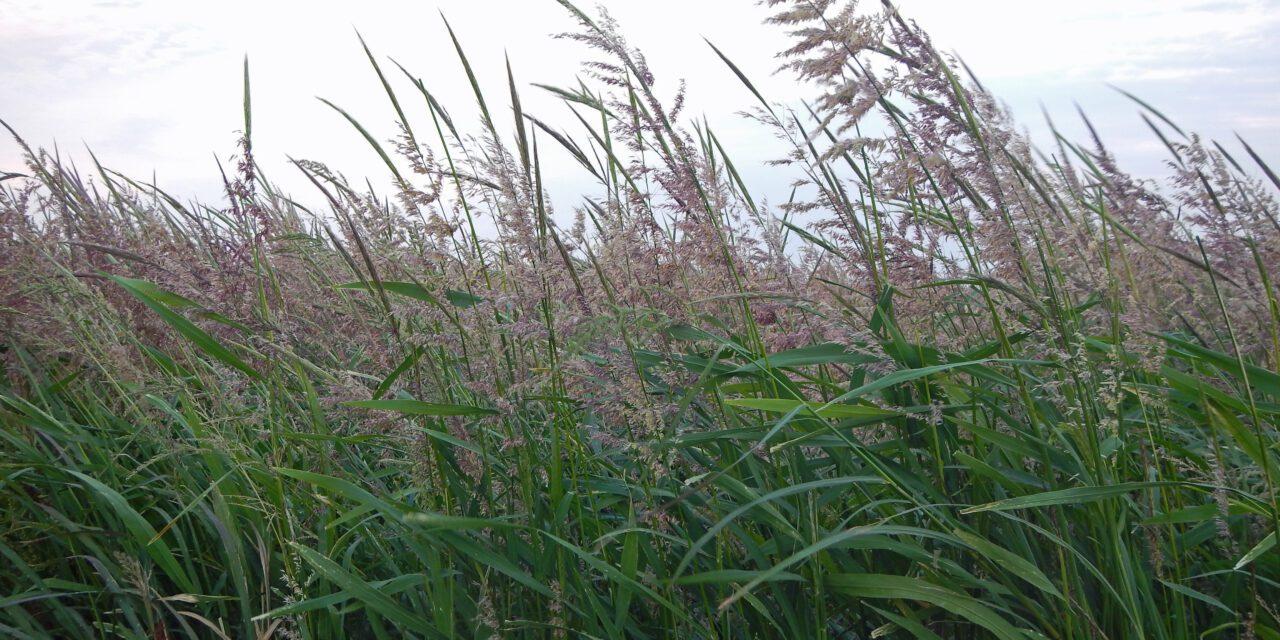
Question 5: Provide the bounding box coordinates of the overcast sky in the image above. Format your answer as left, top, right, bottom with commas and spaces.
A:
2, 0, 1277, 211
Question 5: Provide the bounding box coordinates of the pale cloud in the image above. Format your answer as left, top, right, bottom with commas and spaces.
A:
1233, 114, 1280, 128
0, 2, 214, 75
890, 0, 1280, 178
0, 0, 1276, 204
1105, 66, 1237, 83
900, 0, 1280, 80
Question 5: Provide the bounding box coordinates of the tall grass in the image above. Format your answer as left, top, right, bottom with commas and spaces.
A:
2, 1, 1278, 637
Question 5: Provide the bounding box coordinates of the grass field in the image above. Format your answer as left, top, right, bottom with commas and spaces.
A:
2, 1, 1278, 637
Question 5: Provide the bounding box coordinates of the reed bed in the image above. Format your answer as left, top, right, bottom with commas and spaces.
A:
1, 1, 1278, 637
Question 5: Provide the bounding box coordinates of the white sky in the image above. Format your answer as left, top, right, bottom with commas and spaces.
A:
2, 0, 1277, 211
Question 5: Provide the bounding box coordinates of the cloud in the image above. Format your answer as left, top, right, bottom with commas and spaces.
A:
1, 0, 1276, 202
886, 0, 1280, 178
900, 0, 1280, 81
1105, 65, 1237, 83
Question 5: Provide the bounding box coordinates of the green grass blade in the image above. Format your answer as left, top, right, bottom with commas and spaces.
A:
343, 399, 498, 417
108, 275, 261, 380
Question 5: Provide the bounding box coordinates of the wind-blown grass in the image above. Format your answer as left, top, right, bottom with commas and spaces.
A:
1, 1, 1278, 638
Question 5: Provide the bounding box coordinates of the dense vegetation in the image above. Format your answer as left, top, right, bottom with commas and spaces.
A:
2, 1, 1278, 637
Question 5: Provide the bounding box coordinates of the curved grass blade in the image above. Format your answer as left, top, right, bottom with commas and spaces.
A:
343, 399, 497, 417
108, 275, 261, 380
825, 573, 1026, 640
962, 482, 1179, 514
289, 543, 446, 639
66, 470, 196, 595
